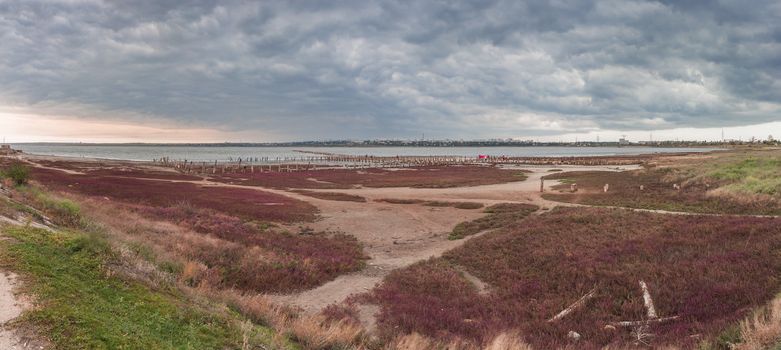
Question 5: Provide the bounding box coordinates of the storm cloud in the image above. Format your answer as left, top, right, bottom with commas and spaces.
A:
1, 0, 780, 140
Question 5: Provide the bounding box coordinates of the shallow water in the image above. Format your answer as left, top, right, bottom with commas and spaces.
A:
11, 144, 720, 162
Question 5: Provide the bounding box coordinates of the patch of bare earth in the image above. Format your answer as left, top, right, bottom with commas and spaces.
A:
0, 272, 44, 350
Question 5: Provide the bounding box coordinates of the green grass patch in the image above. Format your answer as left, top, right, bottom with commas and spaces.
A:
704, 154, 781, 196
1, 163, 31, 185
14, 186, 84, 227
0, 225, 262, 349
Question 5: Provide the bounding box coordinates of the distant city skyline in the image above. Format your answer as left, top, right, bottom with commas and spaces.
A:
2, 111, 778, 144
1, 1, 780, 142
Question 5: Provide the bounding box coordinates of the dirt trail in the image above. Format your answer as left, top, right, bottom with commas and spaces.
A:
20, 158, 85, 175
0, 272, 28, 349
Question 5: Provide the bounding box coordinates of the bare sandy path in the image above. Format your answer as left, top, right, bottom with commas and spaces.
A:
0, 272, 27, 349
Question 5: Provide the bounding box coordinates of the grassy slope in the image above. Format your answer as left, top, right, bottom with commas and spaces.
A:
0, 225, 279, 349
542, 149, 781, 215
543, 165, 781, 215
694, 151, 781, 197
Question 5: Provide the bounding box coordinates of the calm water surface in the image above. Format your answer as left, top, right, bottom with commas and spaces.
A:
11, 144, 720, 162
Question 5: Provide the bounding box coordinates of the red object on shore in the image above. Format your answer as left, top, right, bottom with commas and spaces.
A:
478, 154, 489, 159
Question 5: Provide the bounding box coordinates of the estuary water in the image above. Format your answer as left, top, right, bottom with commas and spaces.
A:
10, 144, 721, 162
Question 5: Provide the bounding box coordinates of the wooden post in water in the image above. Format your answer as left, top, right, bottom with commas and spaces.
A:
540, 178, 544, 192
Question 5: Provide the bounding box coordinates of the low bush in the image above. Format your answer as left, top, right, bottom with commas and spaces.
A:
14, 187, 84, 228
2, 163, 30, 185
43, 197, 82, 227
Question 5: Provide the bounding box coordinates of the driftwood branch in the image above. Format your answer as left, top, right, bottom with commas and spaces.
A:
610, 316, 680, 327
548, 288, 597, 322
639, 280, 657, 319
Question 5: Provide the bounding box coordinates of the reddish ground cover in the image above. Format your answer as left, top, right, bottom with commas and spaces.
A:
31, 168, 317, 223
211, 166, 528, 189
18, 162, 364, 294
137, 204, 367, 293
542, 169, 781, 215
34, 159, 105, 170
86, 168, 203, 181
371, 207, 781, 348
34, 159, 203, 180
449, 203, 539, 239
376, 199, 484, 209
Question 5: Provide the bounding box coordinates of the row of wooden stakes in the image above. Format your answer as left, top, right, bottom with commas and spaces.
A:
152, 155, 645, 174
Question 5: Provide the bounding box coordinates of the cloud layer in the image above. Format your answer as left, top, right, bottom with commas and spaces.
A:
1, 0, 780, 140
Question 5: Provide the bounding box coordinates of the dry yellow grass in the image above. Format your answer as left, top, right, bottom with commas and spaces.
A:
381, 331, 533, 350
384, 333, 438, 350
484, 332, 533, 350
735, 297, 781, 350
290, 315, 365, 350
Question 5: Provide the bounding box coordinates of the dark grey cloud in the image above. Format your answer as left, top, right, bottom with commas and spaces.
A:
1, 0, 779, 140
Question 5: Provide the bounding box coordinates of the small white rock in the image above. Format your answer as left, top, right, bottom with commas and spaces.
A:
567, 331, 581, 341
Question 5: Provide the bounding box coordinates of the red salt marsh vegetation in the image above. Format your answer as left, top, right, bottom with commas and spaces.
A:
30, 168, 318, 222
423, 201, 484, 209
449, 203, 539, 239
86, 167, 203, 181
542, 169, 781, 215
211, 165, 528, 189
34, 159, 203, 180
133, 203, 367, 293
376, 198, 484, 209
7, 161, 366, 295
370, 207, 781, 349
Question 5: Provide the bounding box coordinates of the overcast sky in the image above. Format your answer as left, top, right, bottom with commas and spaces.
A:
1, 0, 780, 142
